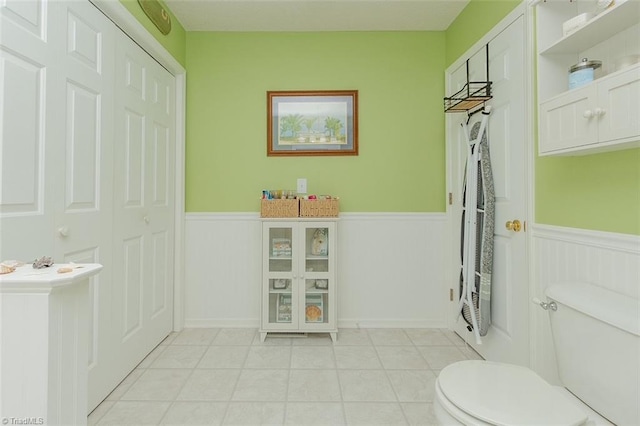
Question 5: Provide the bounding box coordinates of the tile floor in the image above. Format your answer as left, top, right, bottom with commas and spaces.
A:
89, 328, 482, 426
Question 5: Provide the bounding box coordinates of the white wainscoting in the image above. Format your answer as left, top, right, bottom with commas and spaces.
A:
185, 213, 262, 328
531, 224, 640, 384
184, 212, 448, 329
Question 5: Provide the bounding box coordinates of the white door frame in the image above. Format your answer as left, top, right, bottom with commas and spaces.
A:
444, 2, 536, 359
90, 0, 186, 331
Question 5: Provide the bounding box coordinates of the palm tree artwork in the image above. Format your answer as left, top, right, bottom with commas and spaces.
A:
303, 117, 318, 143
324, 117, 343, 143
268, 91, 357, 156
277, 101, 347, 145
279, 114, 304, 140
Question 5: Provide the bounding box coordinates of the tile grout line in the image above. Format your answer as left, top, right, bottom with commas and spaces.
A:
282, 340, 294, 425
155, 336, 215, 425
92, 328, 472, 425
219, 330, 253, 425
378, 329, 411, 425
331, 338, 349, 426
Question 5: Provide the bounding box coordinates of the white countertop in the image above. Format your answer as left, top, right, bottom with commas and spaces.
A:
0, 263, 103, 292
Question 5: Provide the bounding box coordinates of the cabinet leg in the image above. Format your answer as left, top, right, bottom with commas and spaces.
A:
260, 332, 267, 342
330, 332, 337, 342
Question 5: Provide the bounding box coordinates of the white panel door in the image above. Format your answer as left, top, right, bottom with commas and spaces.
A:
448, 15, 530, 366
50, 1, 117, 411
2, 0, 177, 412
1, 0, 54, 260
1, 0, 117, 411
111, 28, 175, 382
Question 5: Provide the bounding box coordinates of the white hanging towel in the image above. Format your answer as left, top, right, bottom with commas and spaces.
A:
458, 109, 495, 345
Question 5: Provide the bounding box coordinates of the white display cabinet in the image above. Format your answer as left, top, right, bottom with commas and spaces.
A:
260, 219, 337, 342
533, 0, 640, 155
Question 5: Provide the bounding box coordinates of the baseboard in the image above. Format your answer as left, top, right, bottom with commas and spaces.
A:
184, 319, 260, 328
338, 319, 448, 329
183, 318, 448, 329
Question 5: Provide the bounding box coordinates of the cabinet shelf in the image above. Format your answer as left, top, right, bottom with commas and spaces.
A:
534, 0, 640, 156
269, 289, 292, 294
306, 289, 329, 295
540, 1, 640, 55
306, 255, 328, 260
541, 62, 637, 104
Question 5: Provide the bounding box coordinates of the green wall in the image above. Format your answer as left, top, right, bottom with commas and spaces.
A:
446, 0, 639, 235
185, 32, 446, 212
445, 0, 521, 67
536, 150, 640, 234
119, 0, 186, 66
124, 0, 639, 234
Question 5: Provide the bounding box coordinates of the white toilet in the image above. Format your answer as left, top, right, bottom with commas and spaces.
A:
434, 282, 640, 425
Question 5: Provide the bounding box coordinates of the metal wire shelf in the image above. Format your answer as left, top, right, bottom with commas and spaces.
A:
444, 44, 492, 114
444, 81, 492, 113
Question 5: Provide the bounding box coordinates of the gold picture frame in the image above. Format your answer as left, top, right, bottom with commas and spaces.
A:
267, 90, 358, 156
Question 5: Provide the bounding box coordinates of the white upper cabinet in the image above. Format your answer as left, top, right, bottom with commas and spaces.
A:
534, 0, 640, 155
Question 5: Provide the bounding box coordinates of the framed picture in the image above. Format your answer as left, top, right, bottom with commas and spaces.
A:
267, 90, 358, 156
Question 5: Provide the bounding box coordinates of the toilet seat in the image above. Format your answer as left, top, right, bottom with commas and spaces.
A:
436, 361, 587, 426
435, 380, 492, 425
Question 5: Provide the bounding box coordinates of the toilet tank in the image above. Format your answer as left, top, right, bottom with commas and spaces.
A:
546, 283, 640, 426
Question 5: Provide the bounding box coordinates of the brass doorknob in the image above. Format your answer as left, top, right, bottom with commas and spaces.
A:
506, 220, 522, 232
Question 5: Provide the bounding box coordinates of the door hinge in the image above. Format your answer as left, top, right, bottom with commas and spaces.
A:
449, 288, 454, 301
448, 193, 453, 205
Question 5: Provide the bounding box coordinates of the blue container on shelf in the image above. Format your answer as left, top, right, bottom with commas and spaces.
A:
569, 58, 602, 90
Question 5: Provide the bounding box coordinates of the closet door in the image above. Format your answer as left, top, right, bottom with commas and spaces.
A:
50, 2, 117, 410
2, 0, 176, 411
111, 28, 175, 380
1, 0, 117, 410
1, 0, 57, 260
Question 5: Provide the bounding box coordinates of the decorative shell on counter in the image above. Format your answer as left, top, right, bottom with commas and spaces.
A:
33, 256, 54, 269
0, 264, 16, 275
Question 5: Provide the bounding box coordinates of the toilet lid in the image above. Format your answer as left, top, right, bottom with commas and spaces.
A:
438, 361, 587, 426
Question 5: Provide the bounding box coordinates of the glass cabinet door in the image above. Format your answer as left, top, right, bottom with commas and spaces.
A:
302, 225, 331, 326
266, 226, 294, 325
263, 221, 334, 334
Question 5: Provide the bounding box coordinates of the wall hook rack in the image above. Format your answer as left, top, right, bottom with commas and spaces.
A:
444, 44, 492, 113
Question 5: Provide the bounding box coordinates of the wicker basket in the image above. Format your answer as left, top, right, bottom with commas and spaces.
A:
299, 199, 339, 217
260, 199, 299, 218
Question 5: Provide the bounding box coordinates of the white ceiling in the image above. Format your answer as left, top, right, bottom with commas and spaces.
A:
164, 0, 470, 32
